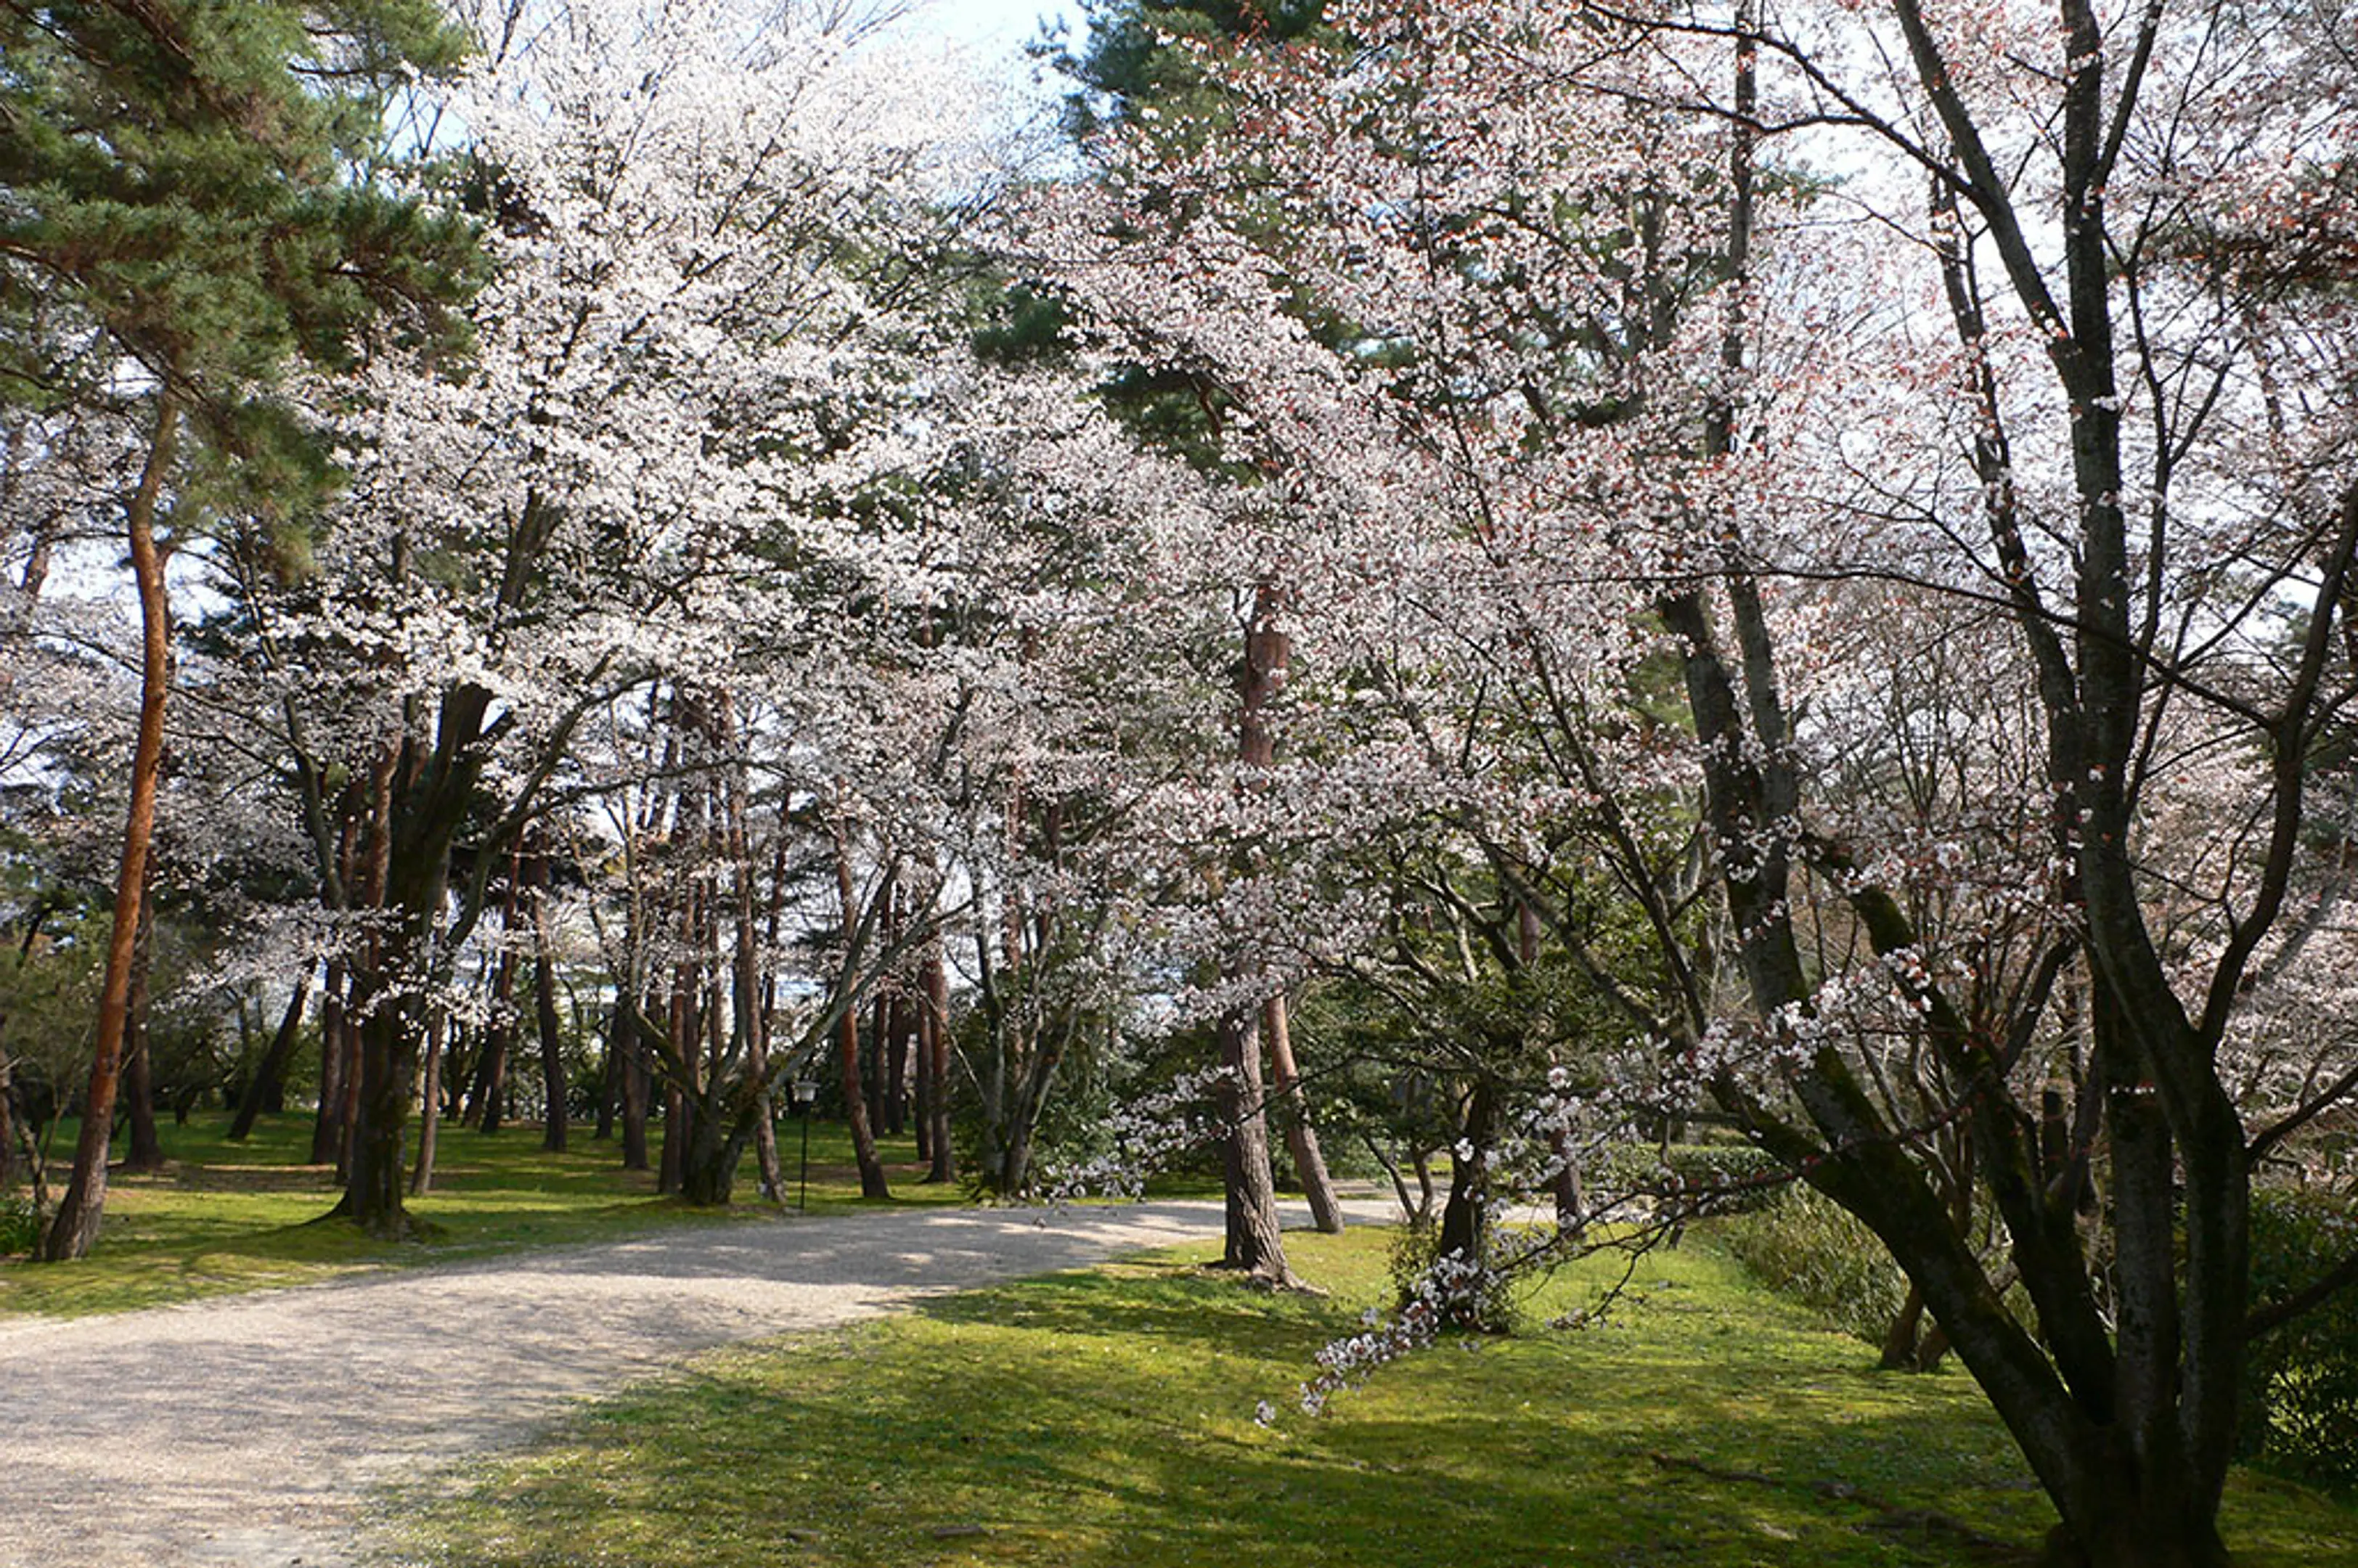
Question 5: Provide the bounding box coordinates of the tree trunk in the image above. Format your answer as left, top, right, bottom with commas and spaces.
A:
865, 993, 889, 1136
657, 974, 695, 1196
341, 999, 412, 1235
678, 1109, 741, 1206
912, 1006, 933, 1165
1435, 1079, 1497, 1307
1212, 581, 1300, 1283
1215, 1006, 1295, 1286
838, 1000, 889, 1199
657, 1082, 686, 1195
833, 825, 891, 1200
1366, 1134, 1427, 1225
725, 781, 782, 1199
618, 999, 650, 1171
2038, 1489, 2230, 1568
334, 471, 582, 1235
42, 388, 179, 1263
1551, 1121, 1586, 1239
518, 842, 568, 1153
333, 991, 364, 1183
534, 940, 566, 1153
922, 946, 955, 1184
595, 1005, 619, 1141
409, 1010, 445, 1196
468, 1010, 508, 1134
229, 971, 310, 1141
337, 764, 391, 1185
885, 995, 912, 1138
1263, 995, 1342, 1233
311, 959, 348, 1165
471, 917, 518, 1135
0, 1055, 15, 1191
121, 890, 166, 1172
338, 729, 448, 1238
1880, 1285, 1930, 1372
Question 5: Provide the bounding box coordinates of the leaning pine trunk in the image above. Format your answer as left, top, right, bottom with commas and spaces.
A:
1263, 995, 1342, 1233
42, 388, 179, 1263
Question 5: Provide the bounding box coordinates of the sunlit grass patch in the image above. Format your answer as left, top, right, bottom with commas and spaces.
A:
376, 1227, 2358, 1568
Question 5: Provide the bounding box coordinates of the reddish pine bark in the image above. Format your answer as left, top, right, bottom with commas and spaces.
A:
42, 389, 179, 1262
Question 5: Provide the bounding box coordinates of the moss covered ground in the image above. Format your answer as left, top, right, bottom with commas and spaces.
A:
378, 1227, 2358, 1568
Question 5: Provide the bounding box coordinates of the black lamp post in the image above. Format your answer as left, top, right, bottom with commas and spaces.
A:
792, 1076, 820, 1211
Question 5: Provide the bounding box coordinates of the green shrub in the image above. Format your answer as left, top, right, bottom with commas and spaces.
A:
2243, 1186, 2358, 1495
1711, 1181, 1909, 1345
1387, 1214, 1519, 1333
0, 1192, 39, 1257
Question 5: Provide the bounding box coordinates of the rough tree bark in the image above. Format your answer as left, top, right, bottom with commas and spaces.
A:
1212, 580, 1316, 1281
1216, 1006, 1297, 1286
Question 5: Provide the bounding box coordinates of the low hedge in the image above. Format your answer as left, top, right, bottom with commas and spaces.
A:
2243, 1185, 2358, 1495
1708, 1180, 1909, 1345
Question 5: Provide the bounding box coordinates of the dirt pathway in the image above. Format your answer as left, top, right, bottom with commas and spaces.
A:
0, 1199, 1359, 1568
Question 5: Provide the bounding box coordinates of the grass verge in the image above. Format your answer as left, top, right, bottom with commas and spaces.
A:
374, 1226, 2357, 1568
0, 1111, 965, 1318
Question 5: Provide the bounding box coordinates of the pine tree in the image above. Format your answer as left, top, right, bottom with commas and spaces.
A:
1, 0, 477, 1260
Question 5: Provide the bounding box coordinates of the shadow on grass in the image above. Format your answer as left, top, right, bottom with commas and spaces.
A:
466, 1244, 2053, 1567
386, 1227, 2357, 1568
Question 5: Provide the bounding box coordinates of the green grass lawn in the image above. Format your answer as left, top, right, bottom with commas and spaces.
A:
0, 1110, 965, 1317
374, 1226, 2358, 1568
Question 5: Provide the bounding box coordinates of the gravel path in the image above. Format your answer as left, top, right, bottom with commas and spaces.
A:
0, 1199, 1364, 1568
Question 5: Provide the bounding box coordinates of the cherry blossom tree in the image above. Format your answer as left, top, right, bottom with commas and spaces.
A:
1046, 1, 2358, 1561
235, 0, 1105, 1227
